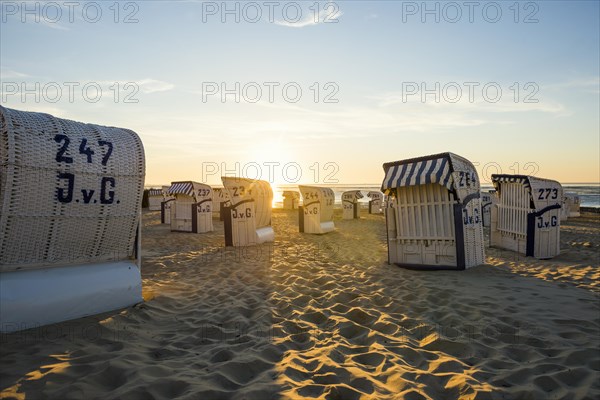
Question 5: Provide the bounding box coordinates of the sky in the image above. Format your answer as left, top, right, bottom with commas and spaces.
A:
1, 0, 599, 186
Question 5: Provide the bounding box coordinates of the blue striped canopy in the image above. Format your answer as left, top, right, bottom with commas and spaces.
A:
381, 153, 453, 193
147, 189, 163, 196
168, 182, 194, 196
491, 174, 531, 190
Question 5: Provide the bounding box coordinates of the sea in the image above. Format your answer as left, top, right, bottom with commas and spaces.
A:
147, 183, 600, 209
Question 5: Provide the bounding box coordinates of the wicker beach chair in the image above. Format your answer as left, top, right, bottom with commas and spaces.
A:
212, 187, 231, 221
381, 152, 485, 270
0, 106, 145, 332
481, 190, 498, 228
367, 191, 384, 214
491, 175, 562, 259
562, 192, 580, 219
167, 181, 214, 233
147, 188, 164, 211
221, 177, 274, 246
298, 186, 335, 234
160, 185, 175, 224
342, 190, 363, 220
283, 190, 300, 210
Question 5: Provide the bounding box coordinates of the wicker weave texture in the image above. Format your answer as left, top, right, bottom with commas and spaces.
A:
0, 106, 145, 271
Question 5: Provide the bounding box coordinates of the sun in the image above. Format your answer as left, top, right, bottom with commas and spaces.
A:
244, 140, 296, 184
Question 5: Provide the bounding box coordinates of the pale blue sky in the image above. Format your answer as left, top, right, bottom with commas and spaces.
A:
1, 0, 598, 185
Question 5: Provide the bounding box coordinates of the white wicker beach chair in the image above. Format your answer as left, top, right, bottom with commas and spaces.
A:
221, 177, 274, 246
167, 181, 214, 233
367, 191, 384, 214
0, 106, 145, 332
342, 190, 363, 219
562, 192, 580, 219
491, 175, 562, 259
481, 190, 498, 228
567, 193, 581, 218
381, 152, 485, 270
298, 186, 335, 234
147, 188, 164, 211
160, 185, 175, 224
283, 190, 300, 210
212, 187, 231, 221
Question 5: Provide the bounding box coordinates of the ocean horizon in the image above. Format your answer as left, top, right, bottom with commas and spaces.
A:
146, 182, 600, 208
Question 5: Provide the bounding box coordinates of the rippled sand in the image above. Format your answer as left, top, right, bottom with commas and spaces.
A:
1, 210, 599, 399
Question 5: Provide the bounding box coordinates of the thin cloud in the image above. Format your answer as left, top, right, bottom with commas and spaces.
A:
371, 90, 567, 116
0, 67, 29, 79
40, 19, 70, 31
542, 77, 599, 90
275, 8, 342, 28
136, 79, 175, 93
94, 79, 174, 94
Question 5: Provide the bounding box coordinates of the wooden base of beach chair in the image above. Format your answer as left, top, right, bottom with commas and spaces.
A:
0, 261, 142, 333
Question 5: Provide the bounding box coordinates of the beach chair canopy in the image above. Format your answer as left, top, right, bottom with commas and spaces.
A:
148, 189, 163, 196
382, 152, 479, 202
367, 191, 383, 200
168, 181, 212, 202
213, 187, 230, 202
283, 191, 300, 198
283, 190, 300, 200
342, 190, 364, 201
491, 175, 562, 211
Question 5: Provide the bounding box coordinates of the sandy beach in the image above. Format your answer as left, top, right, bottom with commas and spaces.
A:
1, 210, 599, 399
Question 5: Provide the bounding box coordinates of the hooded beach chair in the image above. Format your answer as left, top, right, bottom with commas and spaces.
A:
342, 190, 363, 219
221, 177, 274, 246
298, 185, 335, 234
367, 191, 384, 214
562, 192, 580, 219
147, 188, 164, 211
491, 175, 562, 259
167, 181, 214, 233
381, 152, 485, 270
0, 106, 144, 332
212, 187, 231, 221
160, 185, 175, 224
283, 190, 300, 210
481, 190, 498, 228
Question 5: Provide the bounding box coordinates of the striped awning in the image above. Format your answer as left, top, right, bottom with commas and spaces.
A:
168, 182, 194, 196
491, 175, 531, 190
148, 189, 163, 196
381, 155, 452, 192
